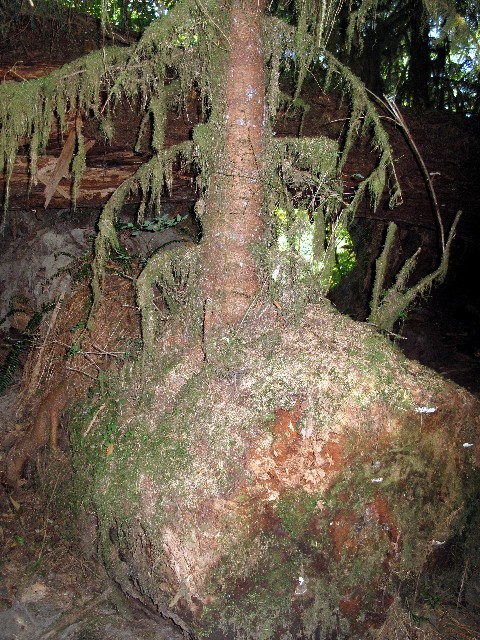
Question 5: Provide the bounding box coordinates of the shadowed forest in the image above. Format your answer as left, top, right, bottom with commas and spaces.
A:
0, 1, 479, 639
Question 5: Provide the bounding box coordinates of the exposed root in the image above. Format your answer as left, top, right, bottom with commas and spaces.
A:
5, 378, 76, 485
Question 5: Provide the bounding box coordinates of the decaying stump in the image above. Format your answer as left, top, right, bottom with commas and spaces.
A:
67, 301, 480, 638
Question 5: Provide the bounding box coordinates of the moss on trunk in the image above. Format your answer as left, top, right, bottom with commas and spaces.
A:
200, 0, 267, 345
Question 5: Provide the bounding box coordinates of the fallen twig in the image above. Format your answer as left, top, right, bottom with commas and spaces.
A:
371, 92, 446, 251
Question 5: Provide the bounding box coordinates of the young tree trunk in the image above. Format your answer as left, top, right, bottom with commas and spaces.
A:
200, 0, 266, 345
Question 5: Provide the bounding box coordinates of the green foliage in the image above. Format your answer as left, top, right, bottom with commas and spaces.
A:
332, 224, 357, 284
338, 0, 480, 114
265, 206, 356, 318
0, 0, 167, 35
116, 212, 186, 235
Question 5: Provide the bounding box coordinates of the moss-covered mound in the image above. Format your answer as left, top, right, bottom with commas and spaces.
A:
69, 302, 480, 638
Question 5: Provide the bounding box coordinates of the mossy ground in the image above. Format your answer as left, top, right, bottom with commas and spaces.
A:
66, 300, 480, 639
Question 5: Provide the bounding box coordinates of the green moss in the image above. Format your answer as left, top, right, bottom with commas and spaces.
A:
203, 535, 310, 640
276, 488, 318, 539
203, 455, 400, 638
72, 118, 86, 208
322, 412, 476, 585
0, 47, 130, 227
136, 241, 200, 351
69, 342, 251, 540
64, 302, 480, 638
368, 213, 462, 331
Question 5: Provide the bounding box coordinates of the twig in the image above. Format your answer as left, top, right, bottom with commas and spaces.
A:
366, 323, 407, 339
83, 403, 106, 438
52, 339, 76, 349
457, 558, 469, 608
65, 366, 97, 380
82, 352, 101, 370
19, 293, 65, 408
389, 98, 445, 250
39, 587, 113, 639
53, 340, 125, 360
91, 342, 125, 357
371, 92, 446, 251
194, 0, 229, 44
3, 63, 27, 82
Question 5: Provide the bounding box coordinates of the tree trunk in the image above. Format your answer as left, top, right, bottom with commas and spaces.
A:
408, 0, 430, 109
200, 0, 266, 345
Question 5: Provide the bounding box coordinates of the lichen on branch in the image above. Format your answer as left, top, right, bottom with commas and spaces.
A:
369, 212, 462, 331
1, 0, 406, 339
0, 47, 131, 226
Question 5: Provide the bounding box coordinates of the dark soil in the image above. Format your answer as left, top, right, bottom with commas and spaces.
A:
399, 284, 480, 397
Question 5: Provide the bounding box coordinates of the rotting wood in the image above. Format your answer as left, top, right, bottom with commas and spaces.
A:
3, 150, 197, 209
43, 125, 95, 208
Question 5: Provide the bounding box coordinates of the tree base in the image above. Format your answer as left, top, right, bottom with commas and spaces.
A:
69, 302, 480, 639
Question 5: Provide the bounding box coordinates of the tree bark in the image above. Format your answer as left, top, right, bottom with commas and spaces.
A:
200, 0, 266, 345
408, 0, 430, 109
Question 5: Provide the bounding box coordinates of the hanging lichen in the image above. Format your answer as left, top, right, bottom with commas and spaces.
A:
72, 117, 86, 208
263, 17, 291, 119
136, 242, 199, 351
0, 46, 130, 228
291, 0, 347, 100
91, 140, 194, 314
1, 0, 409, 342
368, 212, 462, 331
322, 52, 401, 209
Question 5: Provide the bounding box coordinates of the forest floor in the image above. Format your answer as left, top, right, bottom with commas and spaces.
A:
0, 383, 184, 640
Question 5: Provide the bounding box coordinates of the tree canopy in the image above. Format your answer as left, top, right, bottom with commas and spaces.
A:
3, 0, 477, 111
0, 0, 169, 33
338, 0, 480, 113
